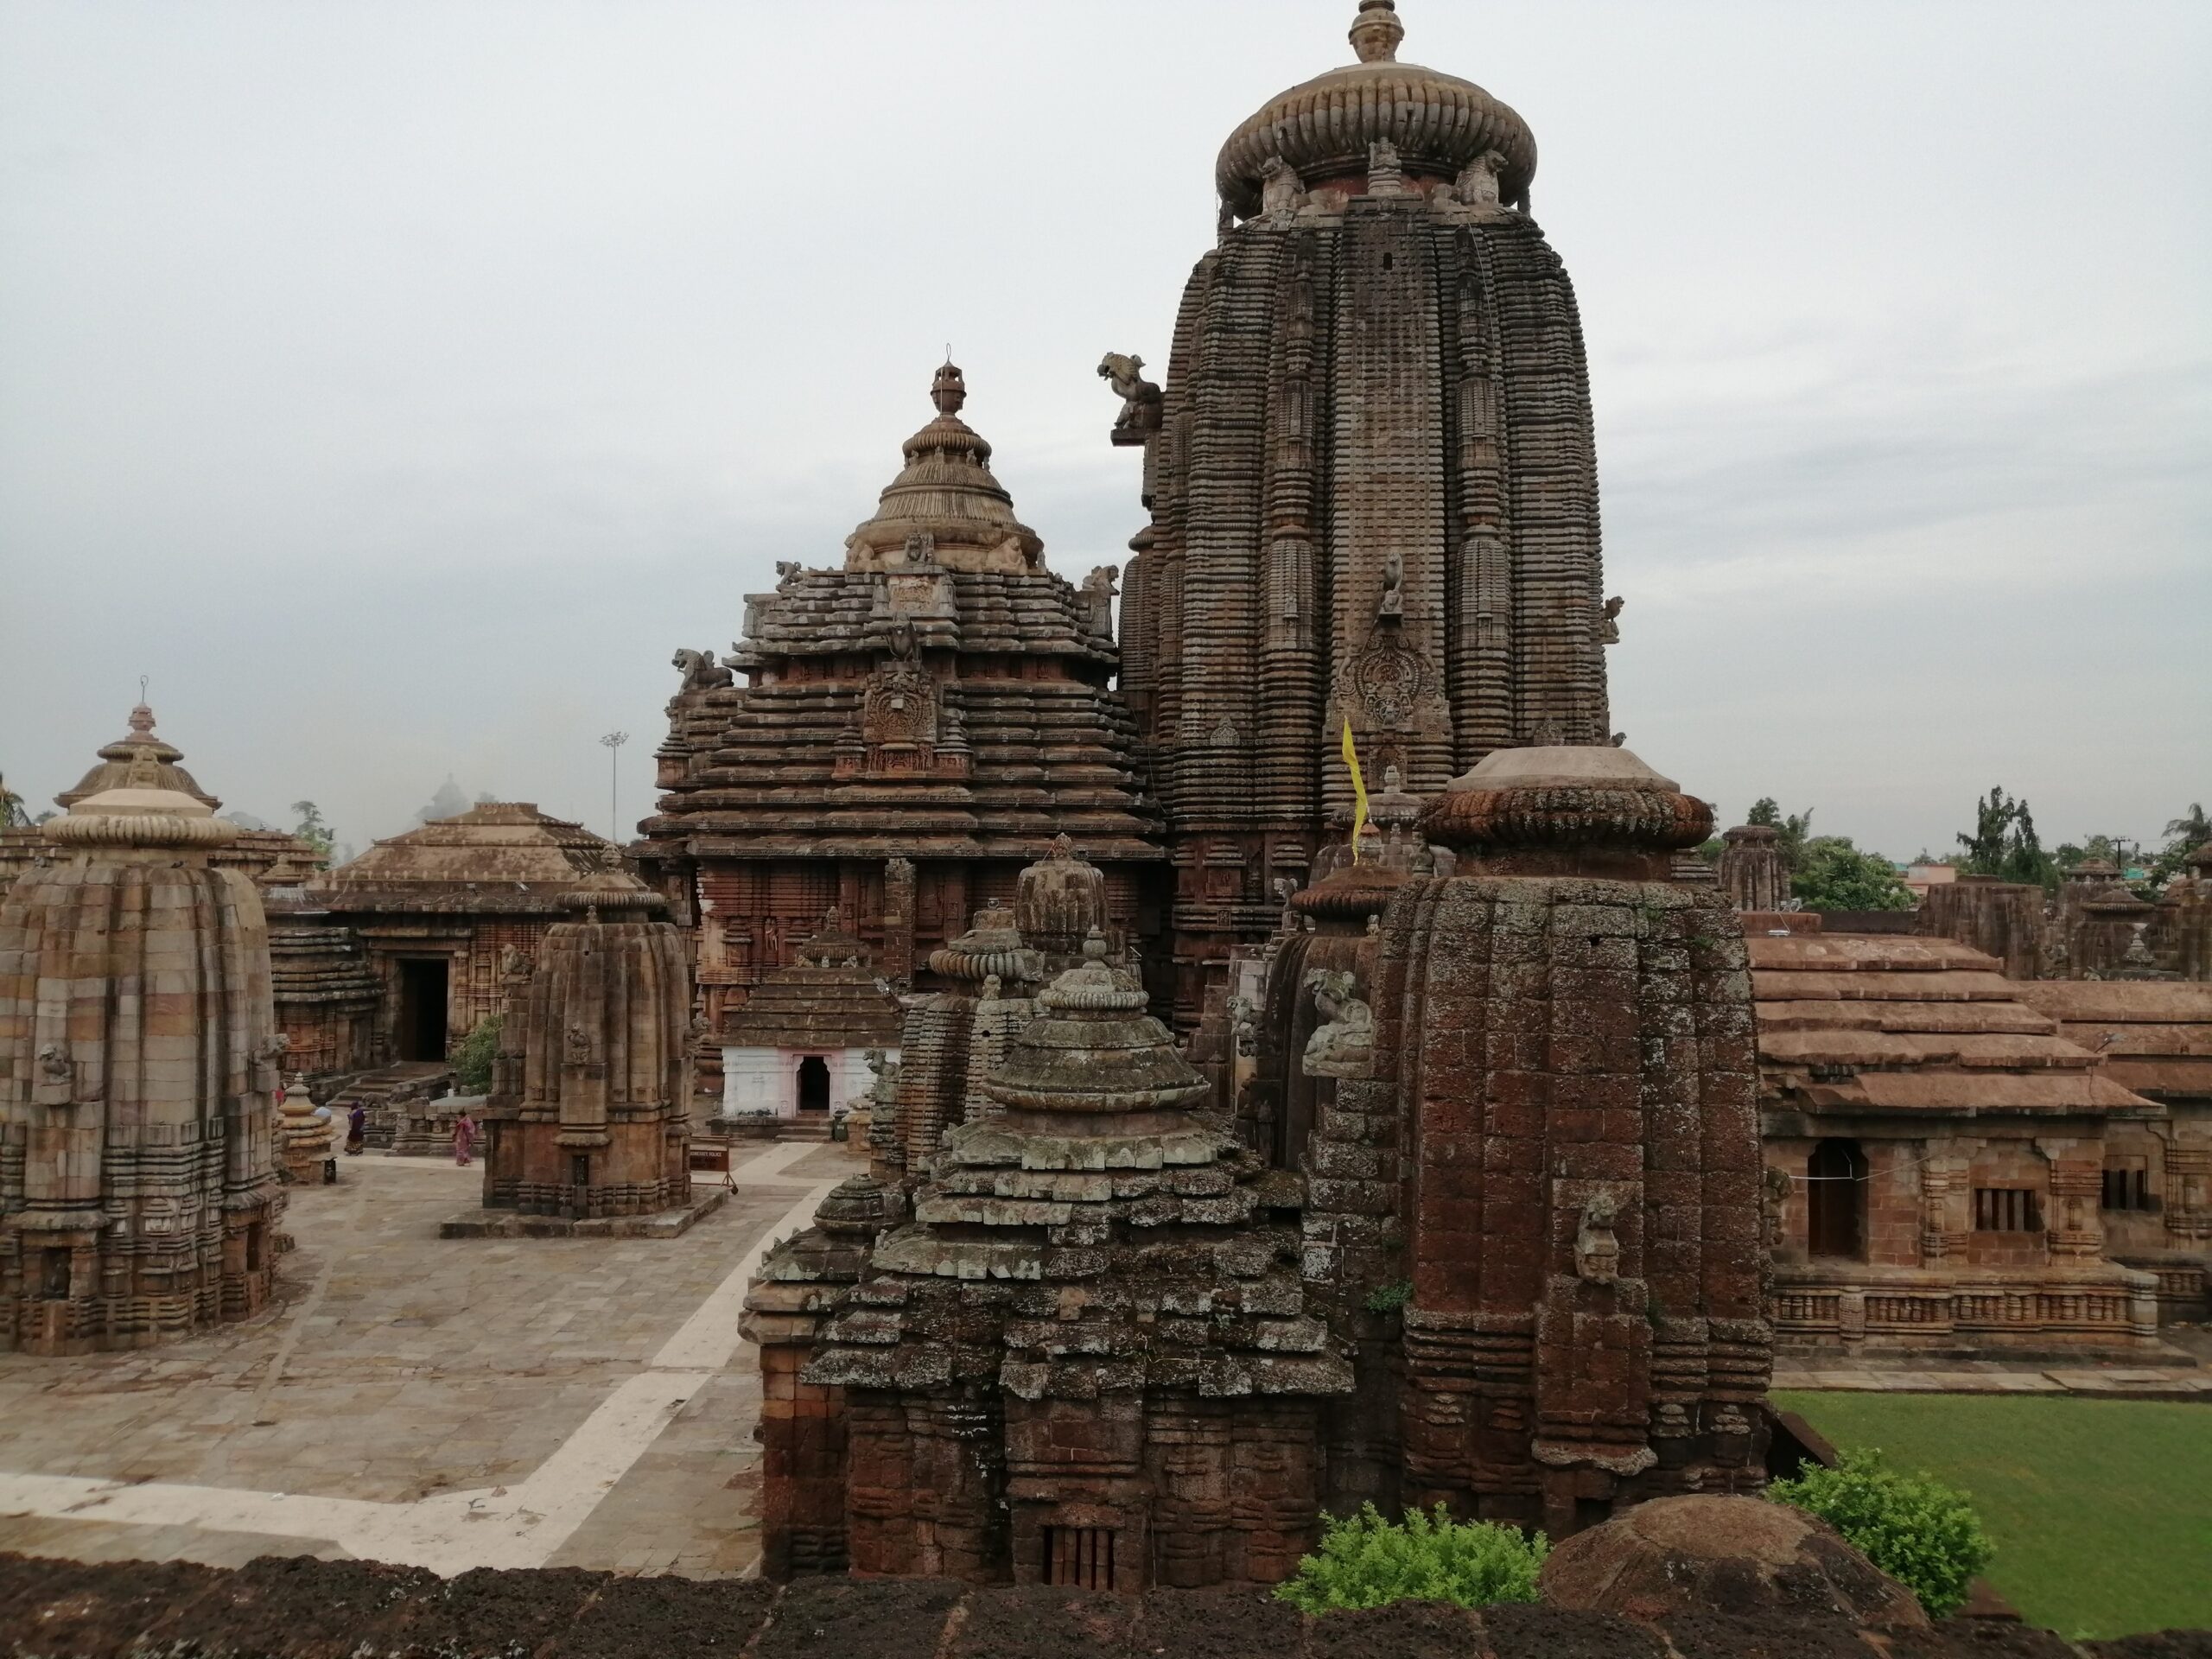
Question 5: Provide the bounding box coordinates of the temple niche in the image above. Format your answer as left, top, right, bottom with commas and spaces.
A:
642, 362, 1166, 1097
446, 869, 703, 1238
1109, 0, 1616, 1022
0, 728, 285, 1354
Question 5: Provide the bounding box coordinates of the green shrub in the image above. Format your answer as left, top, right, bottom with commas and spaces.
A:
1274, 1503, 1546, 1612
451, 1015, 501, 1095
1770, 1446, 1993, 1618
1363, 1280, 1413, 1314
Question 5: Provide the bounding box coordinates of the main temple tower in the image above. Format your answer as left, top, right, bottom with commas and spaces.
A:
1110, 1, 1612, 1020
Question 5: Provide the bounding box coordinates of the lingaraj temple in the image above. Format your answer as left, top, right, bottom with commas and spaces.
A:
3, 0, 2207, 1605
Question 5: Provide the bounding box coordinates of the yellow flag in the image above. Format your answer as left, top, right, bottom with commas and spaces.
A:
1341, 718, 1370, 865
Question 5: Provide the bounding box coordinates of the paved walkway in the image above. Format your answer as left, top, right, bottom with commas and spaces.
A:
1775, 1363, 2210, 1398
0, 1140, 858, 1577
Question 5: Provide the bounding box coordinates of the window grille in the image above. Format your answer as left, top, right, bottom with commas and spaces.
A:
1043, 1526, 1116, 1591
2101, 1166, 2155, 1212
1974, 1187, 2042, 1232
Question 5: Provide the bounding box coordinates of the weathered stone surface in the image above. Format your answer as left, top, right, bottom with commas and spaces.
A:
1538, 1493, 1926, 1627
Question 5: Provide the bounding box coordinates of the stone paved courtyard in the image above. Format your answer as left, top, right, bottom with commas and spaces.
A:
0, 1140, 858, 1577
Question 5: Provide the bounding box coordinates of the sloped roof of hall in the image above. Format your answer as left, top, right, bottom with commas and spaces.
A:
1749, 928, 2154, 1117
2012, 980, 2212, 1102
308, 803, 621, 913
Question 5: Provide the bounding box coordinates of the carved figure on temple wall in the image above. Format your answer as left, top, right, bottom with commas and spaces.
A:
36, 1043, 70, 1086
1379, 546, 1405, 617
1080, 565, 1119, 639
1599, 595, 1624, 645
671, 648, 734, 693
1300, 966, 1376, 1077
1259, 155, 1305, 219
1096, 353, 1162, 435
1367, 137, 1407, 196
1575, 1191, 1622, 1284
1454, 149, 1509, 210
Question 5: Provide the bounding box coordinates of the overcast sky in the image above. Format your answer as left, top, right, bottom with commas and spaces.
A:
3, 0, 2206, 861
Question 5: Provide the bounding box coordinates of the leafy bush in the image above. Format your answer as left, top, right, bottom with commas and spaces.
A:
451, 1015, 500, 1095
1770, 1447, 1993, 1618
1363, 1279, 1413, 1314
1274, 1503, 1546, 1612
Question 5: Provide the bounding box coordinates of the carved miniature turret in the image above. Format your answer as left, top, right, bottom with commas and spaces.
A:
1366, 745, 1767, 1536
468, 869, 694, 1226
765, 929, 1350, 1588
1717, 823, 1789, 912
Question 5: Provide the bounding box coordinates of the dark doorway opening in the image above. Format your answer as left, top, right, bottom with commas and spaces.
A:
1807, 1139, 1867, 1260
397, 958, 450, 1061
797, 1054, 831, 1113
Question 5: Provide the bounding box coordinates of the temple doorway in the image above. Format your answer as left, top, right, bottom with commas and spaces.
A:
1807, 1139, 1867, 1260
397, 958, 450, 1061
797, 1054, 831, 1113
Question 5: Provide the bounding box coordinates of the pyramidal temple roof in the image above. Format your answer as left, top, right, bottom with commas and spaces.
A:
309, 803, 622, 914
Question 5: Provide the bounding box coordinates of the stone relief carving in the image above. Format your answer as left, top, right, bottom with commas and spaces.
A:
1301, 968, 1376, 1078
1574, 1190, 1622, 1284
564, 1024, 592, 1062
1080, 565, 1119, 640
1377, 546, 1405, 617
1598, 595, 1624, 645
1352, 635, 1425, 728
1096, 353, 1163, 435
1259, 155, 1305, 220
1366, 138, 1408, 198
1456, 149, 1509, 210
36, 1042, 71, 1086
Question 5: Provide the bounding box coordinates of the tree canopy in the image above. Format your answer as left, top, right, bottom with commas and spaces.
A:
1792, 836, 1915, 912
290, 800, 336, 859
1955, 786, 2056, 888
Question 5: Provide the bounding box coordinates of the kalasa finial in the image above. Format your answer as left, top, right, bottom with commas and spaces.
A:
931, 359, 966, 416
1350, 0, 1403, 63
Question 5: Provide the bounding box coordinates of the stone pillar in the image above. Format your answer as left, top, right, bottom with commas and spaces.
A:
1717, 825, 1789, 912
881, 856, 915, 988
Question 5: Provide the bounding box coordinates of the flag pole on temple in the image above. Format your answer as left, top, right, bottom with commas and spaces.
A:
1341, 718, 1370, 865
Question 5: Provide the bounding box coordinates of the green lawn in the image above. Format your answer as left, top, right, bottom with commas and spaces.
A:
1772, 1391, 2212, 1639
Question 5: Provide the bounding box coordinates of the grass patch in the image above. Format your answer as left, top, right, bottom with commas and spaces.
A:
1774, 1390, 2212, 1638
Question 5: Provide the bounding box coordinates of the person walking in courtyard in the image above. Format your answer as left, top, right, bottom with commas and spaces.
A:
345, 1102, 366, 1155
452, 1107, 477, 1166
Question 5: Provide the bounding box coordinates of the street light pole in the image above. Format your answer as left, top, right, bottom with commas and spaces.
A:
600, 731, 628, 844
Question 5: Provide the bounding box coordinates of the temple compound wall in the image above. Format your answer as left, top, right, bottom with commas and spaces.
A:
0, 724, 284, 1354
641, 365, 1166, 1097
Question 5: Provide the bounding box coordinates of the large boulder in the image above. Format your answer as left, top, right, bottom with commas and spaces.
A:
1538, 1494, 1928, 1627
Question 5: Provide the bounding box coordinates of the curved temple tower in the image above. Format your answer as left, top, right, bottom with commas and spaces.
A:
1110, 0, 1613, 1018
0, 743, 284, 1353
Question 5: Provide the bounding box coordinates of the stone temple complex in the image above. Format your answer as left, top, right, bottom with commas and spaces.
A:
0, 734, 284, 1353
641, 362, 1164, 1100
1103, 0, 1617, 1021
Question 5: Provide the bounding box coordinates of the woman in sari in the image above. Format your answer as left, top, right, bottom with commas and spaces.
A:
345, 1103, 367, 1155
452, 1108, 478, 1166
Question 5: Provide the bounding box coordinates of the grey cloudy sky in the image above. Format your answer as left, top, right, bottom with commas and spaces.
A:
3, 0, 2206, 861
